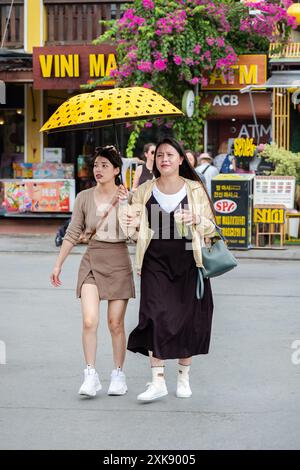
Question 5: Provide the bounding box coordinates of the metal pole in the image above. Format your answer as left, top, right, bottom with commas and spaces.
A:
248, 91, 260, 145
113, 121, 119, 151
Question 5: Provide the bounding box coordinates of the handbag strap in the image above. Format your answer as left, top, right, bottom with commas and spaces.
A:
212, 221, 227, 243
196, 269, 205, 300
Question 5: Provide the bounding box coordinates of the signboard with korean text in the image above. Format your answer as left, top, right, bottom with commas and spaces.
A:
234, 138, 256, 158
254, 176, 296, 209
212, 174, 254, 248
202, 54, 267, 91
253, 206, 285, 224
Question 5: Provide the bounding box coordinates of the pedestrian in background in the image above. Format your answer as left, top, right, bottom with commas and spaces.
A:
132, 142, 156, 190
185, 149, 198, 169
186, 149, 207, 187
119, 137, 216, 403
214, 141, 236, 173
50, 145, 135, 398
196, 153, 219, 198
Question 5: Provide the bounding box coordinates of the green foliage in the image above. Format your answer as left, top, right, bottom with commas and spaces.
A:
89, 0, 294, 155
261, 144, 300, 183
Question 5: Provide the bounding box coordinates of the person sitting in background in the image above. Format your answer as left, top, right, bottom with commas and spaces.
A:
195, 153, 219, 198
132, 143, 156, 190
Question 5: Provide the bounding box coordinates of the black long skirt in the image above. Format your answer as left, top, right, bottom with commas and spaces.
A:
127, 206, 214, 360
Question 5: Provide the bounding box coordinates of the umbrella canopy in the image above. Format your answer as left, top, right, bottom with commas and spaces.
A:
40, 86, 183, 133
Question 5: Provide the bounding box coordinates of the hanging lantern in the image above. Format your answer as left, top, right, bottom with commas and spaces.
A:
287, 3, 300, 26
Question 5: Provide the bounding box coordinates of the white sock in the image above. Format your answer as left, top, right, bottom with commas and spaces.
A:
151, 366, 165, 381
178, 364, 190, 378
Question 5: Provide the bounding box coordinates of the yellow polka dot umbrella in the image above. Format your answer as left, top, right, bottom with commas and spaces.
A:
40, 87, 183, 137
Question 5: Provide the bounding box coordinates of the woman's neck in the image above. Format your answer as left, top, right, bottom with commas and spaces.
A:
156, 175, 184, 194
146, 160, 153, 171
95, 181, 117, 195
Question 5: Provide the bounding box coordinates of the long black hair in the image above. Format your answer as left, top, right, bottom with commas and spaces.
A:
152, 137, 215, 215
93, 145, 123, 186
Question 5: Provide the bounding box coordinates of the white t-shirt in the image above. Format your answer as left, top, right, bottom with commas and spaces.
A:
195, 163, 219, 198
152, 183, 187, 213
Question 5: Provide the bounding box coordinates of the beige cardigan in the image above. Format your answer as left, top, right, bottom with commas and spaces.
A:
64, 187, 126, 245
118, 178, 216, 271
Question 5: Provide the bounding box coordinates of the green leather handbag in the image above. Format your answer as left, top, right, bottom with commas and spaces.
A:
196, 224, 237, 300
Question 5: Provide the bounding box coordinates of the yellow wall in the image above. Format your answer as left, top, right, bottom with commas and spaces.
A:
24, 1, 46, 163
25, 0, 44, 53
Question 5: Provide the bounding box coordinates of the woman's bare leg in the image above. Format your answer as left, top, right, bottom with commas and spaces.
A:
80, 284, 100, 366
107, 299, 128, 369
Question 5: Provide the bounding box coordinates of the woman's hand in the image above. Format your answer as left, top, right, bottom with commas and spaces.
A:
50, 266, 62, 287
121, 209, 135, 227
177, 209, 201, 226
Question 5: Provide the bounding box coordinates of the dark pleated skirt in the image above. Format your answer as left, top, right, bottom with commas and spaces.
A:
77, 240, 135, 300
127, 237, 214, 360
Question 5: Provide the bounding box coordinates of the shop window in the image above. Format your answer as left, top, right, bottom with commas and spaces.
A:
0, 109, 24, 178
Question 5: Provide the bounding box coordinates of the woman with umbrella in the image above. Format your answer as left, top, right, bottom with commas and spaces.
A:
119, 137, 216, 402
50, 145, 135, 397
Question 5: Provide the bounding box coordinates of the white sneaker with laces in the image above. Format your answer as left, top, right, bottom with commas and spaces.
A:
107, 368, 128, 395
137, 380, 168, 402
78, 368, 102, 397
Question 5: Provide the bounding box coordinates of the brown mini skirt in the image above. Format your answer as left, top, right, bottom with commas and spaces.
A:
77, 240, 135, 300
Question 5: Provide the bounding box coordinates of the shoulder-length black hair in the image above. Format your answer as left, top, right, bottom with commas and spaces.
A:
93, 145, 123, 186
152, 137, 215, 214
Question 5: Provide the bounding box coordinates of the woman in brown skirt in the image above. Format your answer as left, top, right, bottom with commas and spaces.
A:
50, 146, 135, 397
119, 137, 216, 402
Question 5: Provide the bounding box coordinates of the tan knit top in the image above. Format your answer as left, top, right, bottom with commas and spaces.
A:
64, 187, 126, 245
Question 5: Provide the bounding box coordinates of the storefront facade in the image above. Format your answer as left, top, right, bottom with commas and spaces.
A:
202, 54, 271, 164
0, 0, 128, 216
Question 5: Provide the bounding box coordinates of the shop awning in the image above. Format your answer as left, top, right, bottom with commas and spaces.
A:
0, 48, 33, 83
240, 71, 300, 93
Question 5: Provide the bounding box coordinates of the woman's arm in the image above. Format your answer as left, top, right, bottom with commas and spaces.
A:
51, 193, 85, 286
50, 239, 74, 287
132, 165, 143, 191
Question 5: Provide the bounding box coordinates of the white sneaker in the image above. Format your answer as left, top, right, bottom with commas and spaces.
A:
107, 369, 128, 396
176, 377, 192, 398
78, 368, 102, 397
137, 381, 168, 402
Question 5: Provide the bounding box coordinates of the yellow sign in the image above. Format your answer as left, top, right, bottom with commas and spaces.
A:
39, 53, 117, 79
234, 138, 256, 157
202, 54, 267, 91
33, 45, 117, 90
254, 208, 285, 224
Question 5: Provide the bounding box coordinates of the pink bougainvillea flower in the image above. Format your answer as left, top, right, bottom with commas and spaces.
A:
206, 37, 215, 46
137, 61, 153, 73
153, 59, 168, 71
173, 55, 182, 65
216, 37, 225, 47
142, 82, 153, 89
185, 57, 194, 66
142, 0, 154, 9
193, 44, 201, 54
144, 122, 153, 128
190, 77, 200, 85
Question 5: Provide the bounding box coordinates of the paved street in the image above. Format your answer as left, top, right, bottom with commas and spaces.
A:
0, 239, 299, 450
